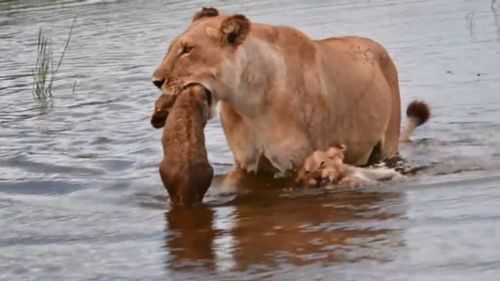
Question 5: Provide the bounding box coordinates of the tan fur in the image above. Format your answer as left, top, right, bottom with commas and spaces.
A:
297, 145, 404, 187
296, 150, 330, 186
153, 85, 214, 206
219, 15, 251, 45
152, 7, 427, 177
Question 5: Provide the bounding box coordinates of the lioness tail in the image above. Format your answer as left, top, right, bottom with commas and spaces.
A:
400, 100, 431, 142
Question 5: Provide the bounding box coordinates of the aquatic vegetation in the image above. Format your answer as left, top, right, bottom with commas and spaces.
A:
465, 12, 475, 36
32, 18, 76, 100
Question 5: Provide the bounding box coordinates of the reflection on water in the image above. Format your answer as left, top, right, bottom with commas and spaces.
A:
165, 207, 216, 271
1, 0, 500, 280
164, 187, 406, 278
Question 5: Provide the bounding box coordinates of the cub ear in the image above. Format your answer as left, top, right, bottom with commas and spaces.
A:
219, 14, 250, 46
326, 145, 346, 159
337, 144, 346, 151
192, 7, 219, 22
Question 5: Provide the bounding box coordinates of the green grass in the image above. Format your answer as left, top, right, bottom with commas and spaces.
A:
33, 17, 76, 100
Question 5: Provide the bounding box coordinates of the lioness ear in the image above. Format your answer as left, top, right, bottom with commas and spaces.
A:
219, 14, 250, 46
192, 7, 219, 22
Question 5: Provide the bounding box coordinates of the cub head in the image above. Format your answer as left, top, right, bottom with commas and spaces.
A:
296, 145, 347, 187
296, 151, 329, 187
151, 7, 251, 118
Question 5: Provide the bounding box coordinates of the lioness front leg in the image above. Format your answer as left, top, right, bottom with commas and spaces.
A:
220, 101, 262, 173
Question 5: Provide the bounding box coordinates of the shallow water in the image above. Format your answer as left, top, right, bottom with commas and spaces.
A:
1, 0, 500, 280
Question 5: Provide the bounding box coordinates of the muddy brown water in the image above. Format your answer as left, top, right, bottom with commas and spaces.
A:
1, 0, 500, 280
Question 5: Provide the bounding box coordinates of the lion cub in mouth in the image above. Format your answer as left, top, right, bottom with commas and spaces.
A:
151, 84, 214, 207
297, 145, 404, 187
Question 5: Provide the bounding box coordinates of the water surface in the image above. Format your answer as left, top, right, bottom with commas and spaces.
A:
1, 0, 500, 280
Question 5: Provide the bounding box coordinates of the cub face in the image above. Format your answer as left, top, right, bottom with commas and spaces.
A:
297, 145, 347, 186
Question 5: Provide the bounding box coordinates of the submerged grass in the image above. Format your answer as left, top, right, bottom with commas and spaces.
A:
33, 17, 76, 100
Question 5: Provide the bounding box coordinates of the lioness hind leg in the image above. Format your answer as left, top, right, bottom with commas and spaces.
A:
380, 56, 401, 159
365, 38, 401, 160
366, 141, 383, 165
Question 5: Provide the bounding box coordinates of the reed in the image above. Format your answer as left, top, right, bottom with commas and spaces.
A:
33, 18, 76, 100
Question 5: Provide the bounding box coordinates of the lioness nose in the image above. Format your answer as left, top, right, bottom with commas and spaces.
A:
152, 78, 165, 89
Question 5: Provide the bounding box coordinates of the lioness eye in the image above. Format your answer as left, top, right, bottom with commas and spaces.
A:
180, 45, 194, 56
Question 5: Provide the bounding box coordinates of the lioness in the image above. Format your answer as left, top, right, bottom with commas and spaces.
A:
297, 145, 404, 187
151, 84, 213, 206
152, 7, 428, 178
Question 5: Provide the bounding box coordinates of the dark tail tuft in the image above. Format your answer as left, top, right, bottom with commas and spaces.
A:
406, 100, 430, 126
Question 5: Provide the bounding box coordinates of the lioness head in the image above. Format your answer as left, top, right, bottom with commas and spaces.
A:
151, 7, 251, 118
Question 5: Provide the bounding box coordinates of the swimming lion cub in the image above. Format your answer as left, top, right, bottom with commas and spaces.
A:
151, 84, 213, 207
296, 145, 404, 187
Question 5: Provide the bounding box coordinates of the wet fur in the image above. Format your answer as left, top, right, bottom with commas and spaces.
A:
297, 145, 404, 187
153, 85, 214, 206
151, 94, 176, 129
